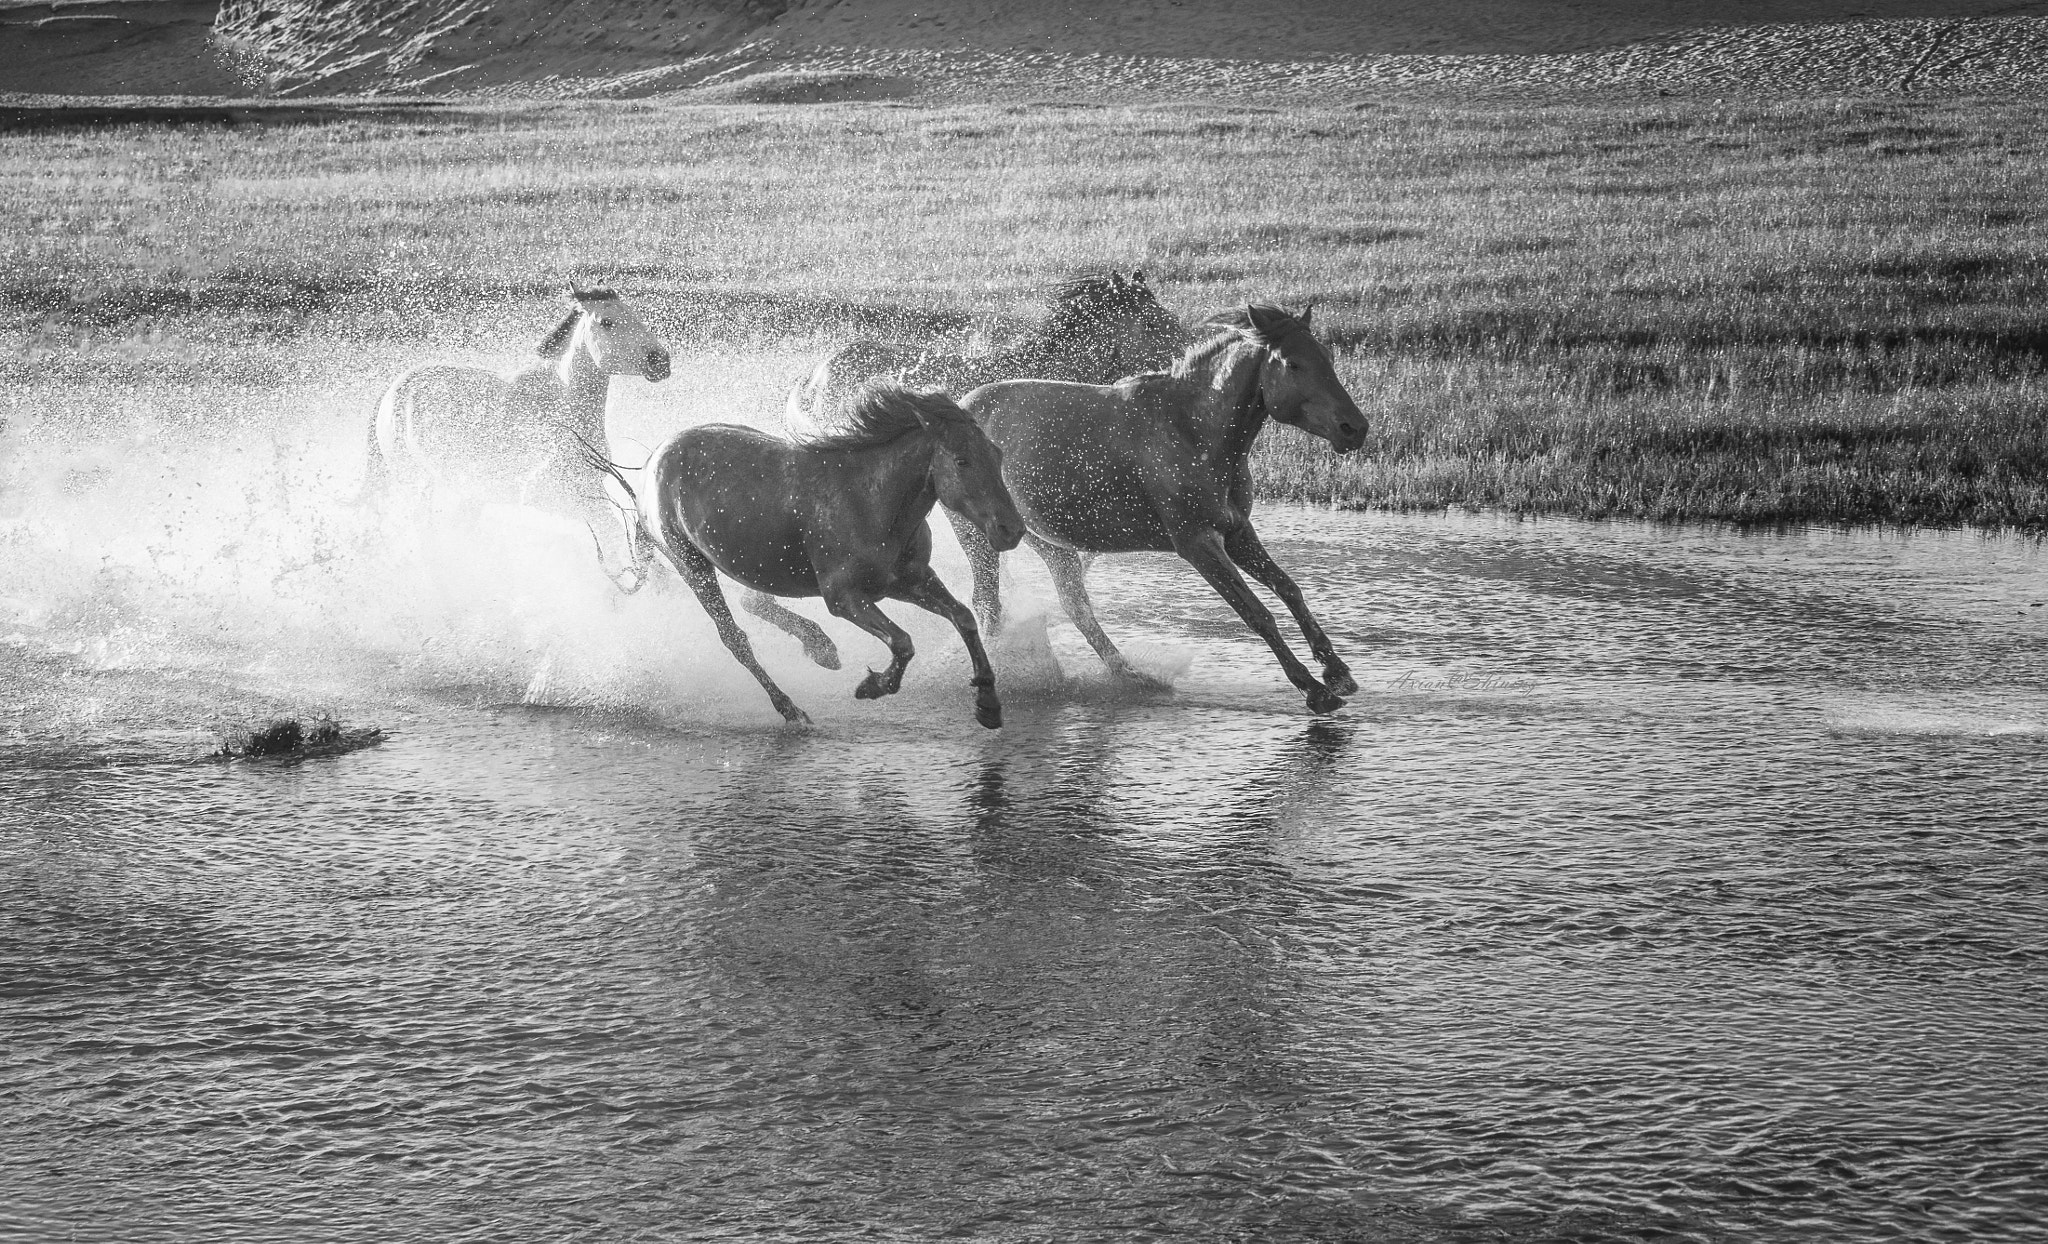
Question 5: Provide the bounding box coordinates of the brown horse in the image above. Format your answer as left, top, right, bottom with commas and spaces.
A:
361, 287, 670, 592
785, 271, 1187, 434
951, 303, 1367, 716
597, 384, 1025, 728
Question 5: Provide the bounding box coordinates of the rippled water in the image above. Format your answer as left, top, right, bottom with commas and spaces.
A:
4, 484, 2047, 1240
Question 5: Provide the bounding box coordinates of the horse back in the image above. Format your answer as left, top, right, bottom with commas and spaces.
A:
381, 364, 550, 478
655, 424, 817, 597
964, 378, 1207, 554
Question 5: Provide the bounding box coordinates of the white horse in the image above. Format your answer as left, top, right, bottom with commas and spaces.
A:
360, 286, 671, 592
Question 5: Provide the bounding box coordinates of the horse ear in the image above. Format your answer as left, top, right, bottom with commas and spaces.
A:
1300, 304, 1313, 329
1130, 269, 1148, 288
535, 309, 581, 357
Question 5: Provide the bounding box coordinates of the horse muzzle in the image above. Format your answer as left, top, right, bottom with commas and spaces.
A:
986, 519, 1026, 553
643, 348, 672, 383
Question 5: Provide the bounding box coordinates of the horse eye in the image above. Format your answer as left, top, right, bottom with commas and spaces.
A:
956, 455, 973, 468
596, 317, 615, 328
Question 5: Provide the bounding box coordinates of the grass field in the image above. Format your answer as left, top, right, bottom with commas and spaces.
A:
3, 93, 2045, 530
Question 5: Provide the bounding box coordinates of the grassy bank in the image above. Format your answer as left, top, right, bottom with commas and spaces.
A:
3, 94, 2045, 529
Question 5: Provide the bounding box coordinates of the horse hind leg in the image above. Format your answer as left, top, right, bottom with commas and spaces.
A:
944, 506, 1005, 638
668, 541, 809, 725
1029, 534, 1164, 690
823, 590, 915, 700
892, 570, 1002, 730
741, 591, 842, 670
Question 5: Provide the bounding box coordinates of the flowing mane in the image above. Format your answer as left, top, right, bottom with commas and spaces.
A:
1015, 270, 1178, 356
796, 381, 977, 451
1168, 303, 1311, 379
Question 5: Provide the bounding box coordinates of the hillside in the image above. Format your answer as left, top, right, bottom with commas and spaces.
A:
5, 0, 2048, 97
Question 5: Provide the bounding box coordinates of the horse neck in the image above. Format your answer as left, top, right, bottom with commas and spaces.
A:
547, 329, 612, 433
1184, 343, 1269, 462
834, 433, 938, 542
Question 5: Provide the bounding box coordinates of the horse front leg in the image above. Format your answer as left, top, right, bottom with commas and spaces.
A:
943, 506, 1005, 637
823, 589, 915, 700
741, 591, 842, 670
891, 569, 1002, 730
1223, 525, 1357, 696
1028, 534, 1163, 689
666, 540, 809, 725
1173, 528, 1345, 716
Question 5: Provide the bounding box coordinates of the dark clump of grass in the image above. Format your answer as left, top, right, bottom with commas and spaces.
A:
219, 718, 303, 757
214, 715, 380, 760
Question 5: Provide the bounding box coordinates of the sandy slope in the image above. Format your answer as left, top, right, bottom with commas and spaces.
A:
6, 0, 2048, 96
0, 0, 243, 93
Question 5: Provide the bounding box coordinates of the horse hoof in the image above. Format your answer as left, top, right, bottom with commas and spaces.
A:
974, 689, 1003, 730
1325, 670, 1359, 697
1306, 689, 1347, 715
806, 642, 842, 671
776, 700, 811, 725
1114, 667, 1170, 692
856, 670, 887, 699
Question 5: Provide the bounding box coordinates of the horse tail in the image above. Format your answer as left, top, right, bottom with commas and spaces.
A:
569, 429, 666, 588
785, 359, 826, 433
352, 386, 395, 506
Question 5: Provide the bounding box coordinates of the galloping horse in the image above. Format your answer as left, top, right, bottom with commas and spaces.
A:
785, 271, 1186, 434
596, 384, 1025, 728
952, 303, 1368, 716
361, 287, 671, 592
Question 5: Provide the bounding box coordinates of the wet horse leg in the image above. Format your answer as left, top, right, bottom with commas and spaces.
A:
740, 591, 843, 670
824, 591, 916, 700
1223, 525, 1357, 696
1028, 534, 1164, 689
666, 540, 809, 724
890, 569, 1003, 730
944, 507, 1005, 637
1173, 528, 1346, 715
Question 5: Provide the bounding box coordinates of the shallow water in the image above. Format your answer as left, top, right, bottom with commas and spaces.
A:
4, 471, 2047, 1241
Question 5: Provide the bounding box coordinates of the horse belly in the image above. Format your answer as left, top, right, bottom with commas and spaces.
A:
685, 511, 817, 598
1014, 473, 1172, 554
999, 423, 1175, 553
397, 370, 539, 490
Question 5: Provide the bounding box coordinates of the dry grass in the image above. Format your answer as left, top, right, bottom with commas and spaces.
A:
2, 94, 2045, 528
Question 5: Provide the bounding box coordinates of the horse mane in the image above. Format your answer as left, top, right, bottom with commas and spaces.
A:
1032, 270, 1162, 341
535, 288, 627, 356
797, 381, 977, 451
535, 309, 582, 357
1168, 303, 1307, 379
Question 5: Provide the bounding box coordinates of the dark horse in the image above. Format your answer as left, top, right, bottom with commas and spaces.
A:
950, 303, 1368, 716
785, 270, 1186, 434
597, 384, 1026, 728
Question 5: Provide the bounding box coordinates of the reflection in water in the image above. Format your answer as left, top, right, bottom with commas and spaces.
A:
3, 507, 2046, 1243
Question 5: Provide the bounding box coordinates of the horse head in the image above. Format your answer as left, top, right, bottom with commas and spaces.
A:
1232, 302, 1366, 455
915, 396, 1025, 552
539, 287, 671, 383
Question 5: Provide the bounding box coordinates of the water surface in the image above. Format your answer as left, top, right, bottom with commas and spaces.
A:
4, 500, 2046, 1243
